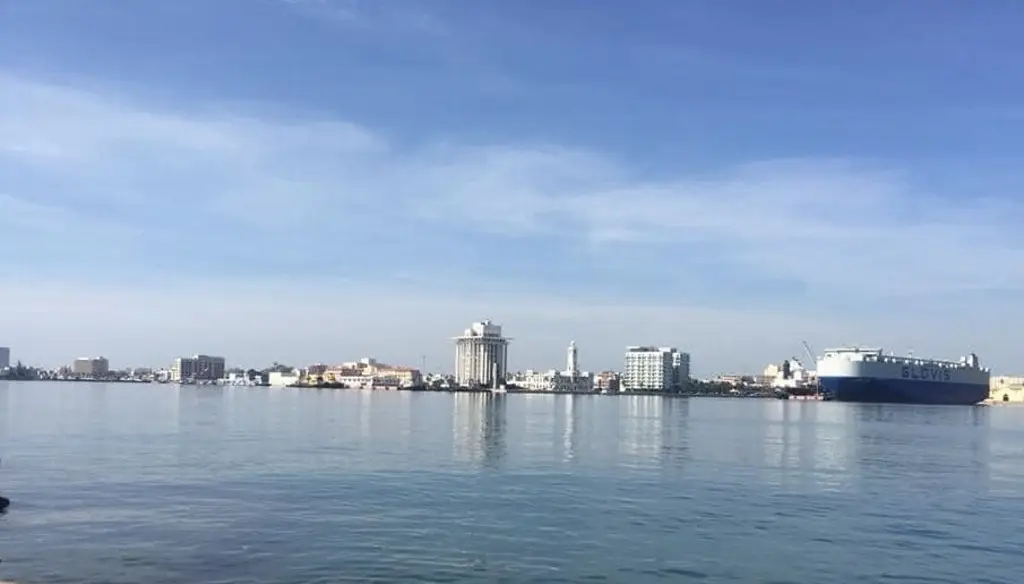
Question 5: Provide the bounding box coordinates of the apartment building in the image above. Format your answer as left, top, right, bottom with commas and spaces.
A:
72, 356, 110, 377
623, 346, 690, 391
171, 354, 226, 381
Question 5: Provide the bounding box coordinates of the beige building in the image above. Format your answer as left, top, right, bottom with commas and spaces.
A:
594, 371, 621, 393
171, 354, 226, 381
990, 376, 1024, 403
318, 357, 423, 388
72, 357, 109, 377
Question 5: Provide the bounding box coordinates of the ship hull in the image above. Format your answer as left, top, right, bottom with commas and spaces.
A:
819, 376, 988, 405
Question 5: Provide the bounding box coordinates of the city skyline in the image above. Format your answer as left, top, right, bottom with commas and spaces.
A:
3, 1, 1024, 375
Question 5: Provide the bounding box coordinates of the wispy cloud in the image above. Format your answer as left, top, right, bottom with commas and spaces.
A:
280, 0, 446, 35
2, 72, 1022, 372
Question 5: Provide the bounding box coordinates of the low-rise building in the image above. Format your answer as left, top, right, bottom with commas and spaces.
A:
510, 341, 594, 392
268, 370, 302, 387
594, 371, 621, 393
318, 357, 422, 388
990, 375, 1024, 402
513, 369, 594, 392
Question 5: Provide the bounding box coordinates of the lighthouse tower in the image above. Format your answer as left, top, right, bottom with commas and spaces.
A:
566, 341, 578, 376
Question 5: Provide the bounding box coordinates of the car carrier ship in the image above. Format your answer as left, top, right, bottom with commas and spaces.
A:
817, 347, 989, 405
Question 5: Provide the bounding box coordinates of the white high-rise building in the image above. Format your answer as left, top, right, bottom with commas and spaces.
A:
623, 346, 690, 391
0, 346, 10, 370
454, 320, 510, 388
567, 341, 578, 375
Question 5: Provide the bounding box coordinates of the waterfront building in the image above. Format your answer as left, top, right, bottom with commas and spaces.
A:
623, 346, 689, 391
0, 346, 9, 370
316, 357, 423, 388
72, 356, 110, 377
268, 369, 302, 387
594, 371, 621, 393
990, 375, 1024, 402
510, 341, 593, 392
171, 354, 226, 381
453, 320, 510, 388
514, 369, 594, 392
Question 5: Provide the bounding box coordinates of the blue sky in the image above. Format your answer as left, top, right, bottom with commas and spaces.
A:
2, 0, 1024, 375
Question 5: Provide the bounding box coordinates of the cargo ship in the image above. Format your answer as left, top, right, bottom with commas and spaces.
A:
817, 347, 989, 405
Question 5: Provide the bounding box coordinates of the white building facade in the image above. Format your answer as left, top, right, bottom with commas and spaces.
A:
454, 320, 510, 388
623, 346, 690, 391
516, 370, 593, 392
511, 341, 593, 392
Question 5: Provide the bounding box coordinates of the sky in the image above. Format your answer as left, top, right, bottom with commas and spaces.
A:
2, 0, 1024, 376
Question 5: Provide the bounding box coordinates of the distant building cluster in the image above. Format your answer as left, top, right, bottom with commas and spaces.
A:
303, 357, 424, 389
511, 340, 594, 392
7, 326, 1024, 405
451, 320, 693, 394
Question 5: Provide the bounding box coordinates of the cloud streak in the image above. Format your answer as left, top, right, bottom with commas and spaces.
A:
2, 72, 1022, 373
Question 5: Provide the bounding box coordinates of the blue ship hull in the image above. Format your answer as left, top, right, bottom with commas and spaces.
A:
819, 377, 988, 405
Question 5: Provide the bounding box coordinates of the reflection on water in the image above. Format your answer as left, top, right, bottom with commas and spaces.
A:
452, 393, 506, 468
757, 400, 853, 492
482, 394, 506, 467
849, 403, 993, 495
619, 395, 663, 461
0, 380, 9, 440
3, 384, 1024, 583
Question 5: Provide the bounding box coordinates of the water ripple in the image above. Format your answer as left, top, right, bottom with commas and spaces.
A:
0, 384, 1021, 583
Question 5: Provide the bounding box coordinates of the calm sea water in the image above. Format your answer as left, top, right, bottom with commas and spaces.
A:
1, 382, 1022, 583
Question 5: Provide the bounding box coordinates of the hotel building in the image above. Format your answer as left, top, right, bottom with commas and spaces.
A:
454, 320, 510, 388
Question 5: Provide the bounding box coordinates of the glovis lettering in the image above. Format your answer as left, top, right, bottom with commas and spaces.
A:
901, 365, 952, 382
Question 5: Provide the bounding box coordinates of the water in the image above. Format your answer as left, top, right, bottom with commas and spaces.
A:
1, 382, 1022, 583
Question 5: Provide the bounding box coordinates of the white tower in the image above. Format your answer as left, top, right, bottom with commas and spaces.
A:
567, 341, 578, 376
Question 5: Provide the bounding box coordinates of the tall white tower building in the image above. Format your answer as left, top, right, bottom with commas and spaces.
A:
453, 320, 510, 388
566, 341, 578, 375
